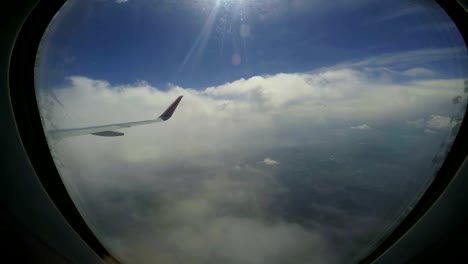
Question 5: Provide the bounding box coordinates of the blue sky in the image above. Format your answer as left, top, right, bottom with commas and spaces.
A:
40, 0, 464, 89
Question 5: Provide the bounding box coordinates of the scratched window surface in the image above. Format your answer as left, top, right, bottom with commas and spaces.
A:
35, 0, 467, 263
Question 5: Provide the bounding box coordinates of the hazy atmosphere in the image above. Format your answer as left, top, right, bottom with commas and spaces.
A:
36, 0, 467, 263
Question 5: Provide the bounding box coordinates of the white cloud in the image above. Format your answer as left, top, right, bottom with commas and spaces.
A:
240, 0, 370, 21
312, 48, 466, 91
410, 22, 457, 33
36, 61, 466, 264
426, 115, 453, 129
38, 69, 465, 168
424, 129, 438, 134
402, 67, 434, 77
407, 115, 459, 131
350, 124, 371, 130
341, 47, 466, 69
99, 161, 330, 264
264, 158, 279, 165
115, 0, 128, 3
377, 6, 425, 22
405, 118, 425, 128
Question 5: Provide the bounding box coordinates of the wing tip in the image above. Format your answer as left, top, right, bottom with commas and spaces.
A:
160, 95, 183, 121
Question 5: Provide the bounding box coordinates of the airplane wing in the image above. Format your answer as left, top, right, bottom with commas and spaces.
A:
48, 96, 183, 139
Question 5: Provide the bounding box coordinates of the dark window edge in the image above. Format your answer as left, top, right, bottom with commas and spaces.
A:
359, 1, 468, 263
8, 0, 121, 263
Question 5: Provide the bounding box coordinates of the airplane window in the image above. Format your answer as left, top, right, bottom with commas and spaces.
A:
34, 0, 467, 263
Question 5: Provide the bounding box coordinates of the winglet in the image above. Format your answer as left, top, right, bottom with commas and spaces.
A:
159, 96, 183, 121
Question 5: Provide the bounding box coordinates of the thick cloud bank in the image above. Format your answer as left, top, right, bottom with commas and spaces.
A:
38, 65, 466, 263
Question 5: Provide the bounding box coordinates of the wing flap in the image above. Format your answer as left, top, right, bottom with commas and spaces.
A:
91, 131, 124, 137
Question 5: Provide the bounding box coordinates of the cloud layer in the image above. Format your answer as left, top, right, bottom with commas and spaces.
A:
264, 158, 279, 165
37, 58, 466, 263
350, 124, 371, 130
